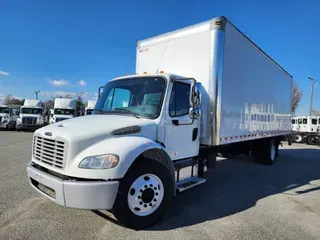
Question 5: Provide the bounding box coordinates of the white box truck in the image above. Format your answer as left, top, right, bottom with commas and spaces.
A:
27, 17, 293, 229
85, 100, 97, 115
0, 104, 18, 130
16, 99, 44, 131
291, 116, 320, 143
49, 98, 77, 124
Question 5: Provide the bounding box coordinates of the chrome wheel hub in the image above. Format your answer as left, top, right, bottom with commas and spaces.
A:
127, 174, 164, 216
270, 144, 276, 161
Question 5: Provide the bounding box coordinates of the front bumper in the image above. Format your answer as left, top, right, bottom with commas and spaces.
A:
27, 162, 119, 210
0, 122, 8, 128
17, 123, 43, 130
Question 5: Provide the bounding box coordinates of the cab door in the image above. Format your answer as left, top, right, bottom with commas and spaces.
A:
165, 80, 200, 160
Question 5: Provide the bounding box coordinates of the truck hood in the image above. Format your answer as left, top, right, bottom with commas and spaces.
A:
54, 115, 73, 119
35, 114, 157, 143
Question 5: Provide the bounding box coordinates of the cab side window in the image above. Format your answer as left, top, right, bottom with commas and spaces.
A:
303, 118, 307, 124
169, 82, 191, 117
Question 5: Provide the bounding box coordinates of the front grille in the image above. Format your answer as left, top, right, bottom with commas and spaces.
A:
33, 136, 66, 169
55, 118, 68, 123
22, 117, 37, 125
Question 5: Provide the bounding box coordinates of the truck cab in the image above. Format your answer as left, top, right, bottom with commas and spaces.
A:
0, 105, 17, 130
27, 73, 202, 228
16, 100, 44, 131
85, 100, 97, 115
49, 98, 77, 124
291, 116, 320, 143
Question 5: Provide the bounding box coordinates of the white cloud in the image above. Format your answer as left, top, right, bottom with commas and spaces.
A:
0, 71, 9, 77
0, 93, 5, 103
92, 93, 98, 100
40, 91, 88, 99
77, 80, 86, 87
47, 78, 71, 87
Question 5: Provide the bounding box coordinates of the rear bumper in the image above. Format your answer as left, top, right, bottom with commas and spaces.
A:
27, 162, 119, 210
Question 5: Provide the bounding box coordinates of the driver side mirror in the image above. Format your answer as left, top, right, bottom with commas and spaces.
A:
98, 86, 104, 98
189, 82, 201, 119
192, 82, 202, 107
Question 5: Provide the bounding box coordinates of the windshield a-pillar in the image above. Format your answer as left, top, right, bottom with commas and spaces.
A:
94, 77, 166, 119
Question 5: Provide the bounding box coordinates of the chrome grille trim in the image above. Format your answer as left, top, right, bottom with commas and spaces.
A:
22, 117, 37, 125
33, 136, 67, 169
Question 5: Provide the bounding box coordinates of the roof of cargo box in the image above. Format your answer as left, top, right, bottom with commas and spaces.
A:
137, 16, 292, 78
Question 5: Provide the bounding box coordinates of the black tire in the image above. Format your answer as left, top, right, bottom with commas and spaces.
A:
207, 154, 217, 170
306, 135, 317, 145
254, 139, 277, 165
112, 159, 173, 230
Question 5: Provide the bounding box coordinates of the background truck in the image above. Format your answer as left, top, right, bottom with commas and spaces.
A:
0, 104, 18, 130
85, 100, 97, 115
16, 99, 44, 131
27, 16, 293, 229
49, 98, 77, 124
291, 116, 320, 143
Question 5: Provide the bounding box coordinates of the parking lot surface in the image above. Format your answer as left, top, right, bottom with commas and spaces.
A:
0, 131, 319, 240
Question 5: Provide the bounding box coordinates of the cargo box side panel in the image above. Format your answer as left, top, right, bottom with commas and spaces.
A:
219, 23, 292, 144
137, 30, 216, 145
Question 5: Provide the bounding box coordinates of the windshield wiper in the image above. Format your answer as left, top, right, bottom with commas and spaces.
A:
113, 108, 140, 119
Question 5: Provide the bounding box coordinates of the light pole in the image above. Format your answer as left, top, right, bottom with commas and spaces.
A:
35, 90, 40, 100
308, 77, 316, 116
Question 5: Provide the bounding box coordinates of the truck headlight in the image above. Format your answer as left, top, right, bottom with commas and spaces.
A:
37, 118, 43, 124
79, 154, 119, 169
17, 117, 22, 124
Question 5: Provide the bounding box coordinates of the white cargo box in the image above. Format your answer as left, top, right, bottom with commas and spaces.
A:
137, 16, 293, 146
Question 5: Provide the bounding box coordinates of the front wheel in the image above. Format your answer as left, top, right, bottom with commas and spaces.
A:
112, 160, 173, 229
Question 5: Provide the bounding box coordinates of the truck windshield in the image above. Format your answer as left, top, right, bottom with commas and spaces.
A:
21, 108, 42, 114
0, 107, 9, 114
54, 108, 75, 115
94, 77, 166, 119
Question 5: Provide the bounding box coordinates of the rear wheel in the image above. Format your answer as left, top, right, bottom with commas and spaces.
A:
306, 135, 317, 145
254, 139, 277, 165
112, 159, 173, 230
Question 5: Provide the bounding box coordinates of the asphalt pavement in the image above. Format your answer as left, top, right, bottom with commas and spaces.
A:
0, 131, 319, 240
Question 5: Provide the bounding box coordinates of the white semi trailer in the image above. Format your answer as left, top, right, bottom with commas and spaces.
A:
85, 100, 97, 115
0, 105, 17, 130
16, 100, 44, 131
27, 17, 293, 229
49, 98, 77, 124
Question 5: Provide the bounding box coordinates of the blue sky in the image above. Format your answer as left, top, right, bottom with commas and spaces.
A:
0, 0, 319, 115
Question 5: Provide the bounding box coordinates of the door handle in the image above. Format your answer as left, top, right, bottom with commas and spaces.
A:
172, 120, 179, 126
